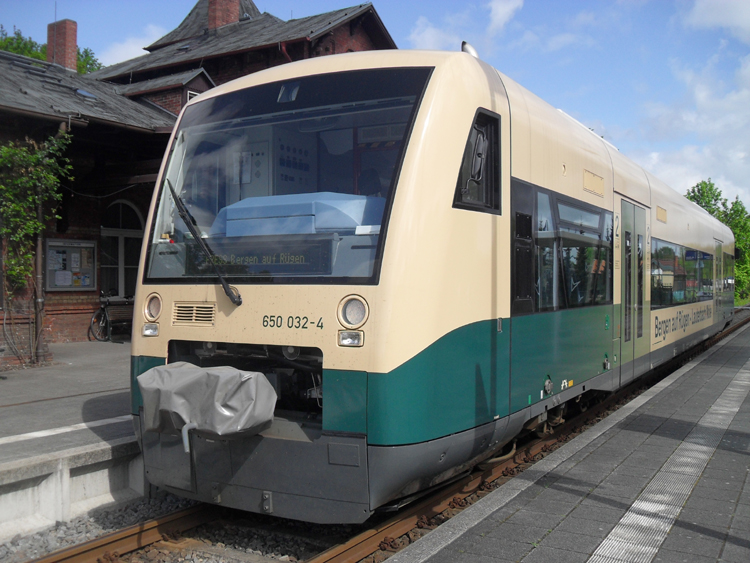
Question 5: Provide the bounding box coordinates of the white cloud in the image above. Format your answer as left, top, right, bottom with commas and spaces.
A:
546, 33, 594, 52
407, 16, 461, 51
99, 24, 167, 66
685, 0, 750, 44
571, 11, 596, 28
630, 53, 750, 205
487, 0, 524, 35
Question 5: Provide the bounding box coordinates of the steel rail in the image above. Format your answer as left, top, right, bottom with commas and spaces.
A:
307, 312, 750, 563
26, 312, 750, 563
27, 505, 217, 563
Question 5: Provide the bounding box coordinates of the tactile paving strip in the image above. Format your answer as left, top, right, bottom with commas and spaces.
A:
587, 366, 750, 563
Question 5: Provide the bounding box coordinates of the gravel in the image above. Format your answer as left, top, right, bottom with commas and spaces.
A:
0, 493, 196, 563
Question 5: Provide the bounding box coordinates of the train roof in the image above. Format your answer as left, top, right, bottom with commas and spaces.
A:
178, 49, 733, 250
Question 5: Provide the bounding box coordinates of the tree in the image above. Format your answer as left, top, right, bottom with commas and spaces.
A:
0, 133, 72, 293
77, 46, 102, 74
0, 25, 103, 74
0, 24, 45, 61
686, 178, 750, 299
0, 132, 72, 364
685, 178, 726, 218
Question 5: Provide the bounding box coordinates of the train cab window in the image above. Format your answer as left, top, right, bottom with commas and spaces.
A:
454, 110, 500, 213
144, 67, 433, 285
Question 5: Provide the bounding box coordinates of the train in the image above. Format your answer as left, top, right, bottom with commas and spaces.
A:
129, 46, 735, 524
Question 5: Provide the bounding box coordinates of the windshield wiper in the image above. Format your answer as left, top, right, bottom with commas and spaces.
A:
166, 179, 242, 306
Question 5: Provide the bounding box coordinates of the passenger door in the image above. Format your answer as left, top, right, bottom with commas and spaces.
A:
620, 200, 648, 384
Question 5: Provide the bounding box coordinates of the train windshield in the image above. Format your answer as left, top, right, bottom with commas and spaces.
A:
145, 67, 432, 284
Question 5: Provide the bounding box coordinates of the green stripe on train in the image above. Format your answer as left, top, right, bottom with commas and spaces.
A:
355, 307, 612, 446
130, 355, 166, 415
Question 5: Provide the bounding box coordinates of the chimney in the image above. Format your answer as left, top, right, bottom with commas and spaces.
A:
47, 19, 78, 71
208, 0, 240, 30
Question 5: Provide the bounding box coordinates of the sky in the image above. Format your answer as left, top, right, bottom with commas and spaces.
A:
1, 0, 749, 208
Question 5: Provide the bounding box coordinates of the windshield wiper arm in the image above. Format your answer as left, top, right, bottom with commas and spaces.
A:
166, 179, 242, 306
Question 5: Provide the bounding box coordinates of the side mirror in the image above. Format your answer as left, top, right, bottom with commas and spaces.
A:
470, 126, 487, 182
735, 247, 742, 260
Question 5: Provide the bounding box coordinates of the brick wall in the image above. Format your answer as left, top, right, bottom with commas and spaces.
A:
312, 24, 377, 57
143, 89, 183, 115
0, 298, 52, 367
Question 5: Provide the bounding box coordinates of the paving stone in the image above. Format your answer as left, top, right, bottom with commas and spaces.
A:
674, 506, 733, 528
554, 515, 616, 538
522, 498, 578, 517
661, 529, 725, 559
610, 463, 660, 480
653, 548, 717, 563
447, 534, 532, 561
690, 484, 741, 502
537, 530, 603, 555
569, 503, 627, 524
696, 476, 744, 491
519, 545, 590, 563
426, 547, 504, 563
486, 522, 550, 544
506, 509, 565, 530
683, 495, 737, 514
719, 539, 750, 563
728, 515, 750, 534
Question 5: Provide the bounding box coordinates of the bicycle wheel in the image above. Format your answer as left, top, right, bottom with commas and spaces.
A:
90, 308, 110, 342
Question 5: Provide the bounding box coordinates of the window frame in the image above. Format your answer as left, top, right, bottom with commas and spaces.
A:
511, 178, 614, 316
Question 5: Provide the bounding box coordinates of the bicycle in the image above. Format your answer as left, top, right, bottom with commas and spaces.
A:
89, 290, 133, 342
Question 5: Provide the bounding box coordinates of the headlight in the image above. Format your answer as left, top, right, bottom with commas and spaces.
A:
338, 330, 364, 347
142, 323, 159, 337
337, 295, 369, 329
145, 293, 162, 321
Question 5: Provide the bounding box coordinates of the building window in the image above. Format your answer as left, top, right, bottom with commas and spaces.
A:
187, 90, 201, 101
101, 201, 143, 298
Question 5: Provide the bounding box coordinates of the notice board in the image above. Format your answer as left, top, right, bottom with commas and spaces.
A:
45, 239, 97, 292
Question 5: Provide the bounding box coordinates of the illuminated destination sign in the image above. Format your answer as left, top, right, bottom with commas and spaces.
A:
186, 237, 332, 276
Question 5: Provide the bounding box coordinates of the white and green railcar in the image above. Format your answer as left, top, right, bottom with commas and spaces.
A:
130, 48, 734, 524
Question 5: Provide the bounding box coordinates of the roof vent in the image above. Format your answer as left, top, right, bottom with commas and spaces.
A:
461, 41, 479, 59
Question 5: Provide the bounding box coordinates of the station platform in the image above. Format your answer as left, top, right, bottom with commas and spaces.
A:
0, 340, 139, 540
391, 324, 750, 563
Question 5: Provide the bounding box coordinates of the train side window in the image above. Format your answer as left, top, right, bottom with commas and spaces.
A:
536, 192, 557, 310
652, 238, 713, 309
454, 110, 500, 213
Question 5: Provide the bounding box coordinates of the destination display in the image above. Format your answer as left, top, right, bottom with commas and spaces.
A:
185, 237, 332, 277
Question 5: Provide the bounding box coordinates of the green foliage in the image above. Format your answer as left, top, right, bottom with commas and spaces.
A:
0, 24, 45, 61
77, 46, 102, 74
0, 25, 103, 74
0, 133, 72, 295
685, 178, 726, 217
686, 178, 750, 299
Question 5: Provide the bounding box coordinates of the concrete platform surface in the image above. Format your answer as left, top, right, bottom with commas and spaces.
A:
0, 340, 133, 464
390, 325, 750, 563
0, 340, 139, 540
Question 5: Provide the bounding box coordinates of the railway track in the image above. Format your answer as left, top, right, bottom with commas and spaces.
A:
28, 312, 750, 563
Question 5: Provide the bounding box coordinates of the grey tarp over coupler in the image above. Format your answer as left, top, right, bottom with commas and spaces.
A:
137, 362, 277, 452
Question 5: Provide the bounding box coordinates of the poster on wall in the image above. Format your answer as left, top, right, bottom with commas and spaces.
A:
45, 239, 97, 292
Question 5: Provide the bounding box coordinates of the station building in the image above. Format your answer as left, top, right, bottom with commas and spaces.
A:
0, 0, 395, 367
